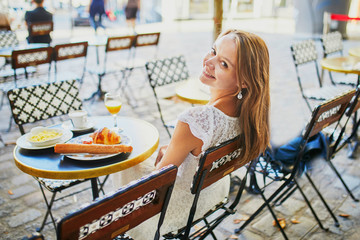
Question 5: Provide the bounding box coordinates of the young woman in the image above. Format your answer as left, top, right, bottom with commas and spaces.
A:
114, 29, 270, 239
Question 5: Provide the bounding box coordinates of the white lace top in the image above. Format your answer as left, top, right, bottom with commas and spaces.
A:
112, 105, 241, 239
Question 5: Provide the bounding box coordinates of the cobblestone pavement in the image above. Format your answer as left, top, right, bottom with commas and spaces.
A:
1, 16, 360, 240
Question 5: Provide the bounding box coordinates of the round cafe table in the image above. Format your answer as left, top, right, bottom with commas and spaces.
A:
13, 116, 159, 199
176, 78, 210, 105
349, 47, 360, 58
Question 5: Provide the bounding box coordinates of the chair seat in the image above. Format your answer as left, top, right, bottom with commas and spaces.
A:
36, 177, 88, 192
50, 72, 82, 82
304, 85, 349, 101
87, 65, 125, 76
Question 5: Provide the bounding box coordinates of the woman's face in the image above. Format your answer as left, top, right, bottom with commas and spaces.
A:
200, 34, 239, 91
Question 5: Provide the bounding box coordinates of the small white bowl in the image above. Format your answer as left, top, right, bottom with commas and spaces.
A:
26, 127, 64, 147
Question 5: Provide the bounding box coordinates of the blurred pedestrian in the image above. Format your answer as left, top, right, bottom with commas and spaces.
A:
125, 0, 139, 33
25, 0, 53, 44
89, 0, 106, 33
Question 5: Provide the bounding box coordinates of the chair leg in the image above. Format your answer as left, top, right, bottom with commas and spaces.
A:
326, 160, 359, 202
294, 179, 329, 230
259, 189, 289, 240
273, 183, 297, 206
37, 183, 57, 232
305, 172, 340, 226
97, 175, 109, 195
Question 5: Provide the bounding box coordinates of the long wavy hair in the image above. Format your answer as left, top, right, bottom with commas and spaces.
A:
218, 29, 270, 162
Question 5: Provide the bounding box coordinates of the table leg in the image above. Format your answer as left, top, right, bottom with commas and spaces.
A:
91, 178, 99, 200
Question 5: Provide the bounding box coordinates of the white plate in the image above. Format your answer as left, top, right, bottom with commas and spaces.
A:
65, 133, 132, 161
16, 129, 73, 150
62, 120, 95, 132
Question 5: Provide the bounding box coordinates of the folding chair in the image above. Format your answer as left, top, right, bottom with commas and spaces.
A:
0, 46, 53, 123
52, 41, 88, 84
145, 55, 191, 138
235, 89, 357, 239
320, 31, 356, 87
163, 135, 253, 240
7, 79, 92, 232
86, 35, 134, 101
130, 32, 160, 70
57, 164, 178, 240
28, 21, 53, 44
290, 39, 348, 112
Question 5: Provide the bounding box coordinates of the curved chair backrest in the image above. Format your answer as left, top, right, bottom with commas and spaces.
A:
57, 165, 178, 240
29, 21, 53, 37
53, 41, 88, 61
321, 31, 343, 57
0, 30, 18, 48
11, 47, 53, 70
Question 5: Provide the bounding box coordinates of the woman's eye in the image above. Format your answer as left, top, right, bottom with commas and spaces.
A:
221, 61, 228, 68
211, 48, 216, 55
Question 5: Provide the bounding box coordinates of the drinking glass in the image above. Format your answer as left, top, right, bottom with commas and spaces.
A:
104, 92, 122, 132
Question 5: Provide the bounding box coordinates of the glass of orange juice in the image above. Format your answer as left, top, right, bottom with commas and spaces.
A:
104, 92, 122, 132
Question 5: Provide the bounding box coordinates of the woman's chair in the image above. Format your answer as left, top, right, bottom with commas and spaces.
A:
28, 21, 53, 44
145, 55, 191, 138
164, 135, 252, 240
290, 39, 347, 112
57, 165, 178, 240
235, 89, 357, 239
7, 79, 91, 232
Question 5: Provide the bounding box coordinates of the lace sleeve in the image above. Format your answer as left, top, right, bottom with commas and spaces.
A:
178, 106, 214, 151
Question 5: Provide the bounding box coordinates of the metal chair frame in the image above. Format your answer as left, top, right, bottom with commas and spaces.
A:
290, 39, 347, 112
52, 41, 89, 84
164, 135, 252, 240
7, 79, 94, 232
145, 55, 190, 138
235, 89, 357, 239
57, 165, 178, 240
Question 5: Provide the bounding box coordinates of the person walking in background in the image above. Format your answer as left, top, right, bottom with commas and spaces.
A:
89, 0, 106, 33
25, 0, 53, 44
125, 0, 139, 33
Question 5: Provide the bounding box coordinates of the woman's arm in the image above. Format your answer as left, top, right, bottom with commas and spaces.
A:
155, 121, 203, 169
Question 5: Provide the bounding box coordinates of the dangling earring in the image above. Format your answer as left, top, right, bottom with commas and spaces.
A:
237, 90, 243, 100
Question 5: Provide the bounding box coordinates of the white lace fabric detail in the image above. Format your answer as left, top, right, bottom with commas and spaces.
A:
113, 105, 241, 240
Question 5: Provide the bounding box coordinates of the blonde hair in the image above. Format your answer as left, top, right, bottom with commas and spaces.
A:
218, 29, 270, 162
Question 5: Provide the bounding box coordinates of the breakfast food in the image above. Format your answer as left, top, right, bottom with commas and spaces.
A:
54, 143, 133, 154
28, 129, 63, 143
90, 127, 121, 145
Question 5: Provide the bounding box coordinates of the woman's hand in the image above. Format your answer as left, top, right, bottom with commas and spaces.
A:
155, 145, 168, 166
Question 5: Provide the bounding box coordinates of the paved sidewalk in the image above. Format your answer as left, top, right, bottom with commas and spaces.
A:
1, 17, 360, 239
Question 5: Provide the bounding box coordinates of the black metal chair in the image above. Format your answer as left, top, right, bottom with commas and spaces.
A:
320, 31, 356, 87
235, 89, 357, 239
290, 39, 347, 112
57, 164, 178, 240
27, 21, 53, 44
52, 41, 88, 84
163, 135, 253, 240
7, 79, 92, 232
86, 35, 135, 101
145, 55, 191, 138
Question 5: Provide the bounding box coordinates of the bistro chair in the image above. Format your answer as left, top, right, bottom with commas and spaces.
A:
0, 30, 18, 49
320, 31, 355, 87
57, 164, 178, 240
129, 32, 160, 70
52, 41, 88, 84
145, 55, 191, 138
0, 46, 53, 115
28, 21, 53, 44
7, 79, 92, 232
290, 39, 347, 112
235, 89, 357, 239
163, 135, 252, 240
86, 35, 134, 101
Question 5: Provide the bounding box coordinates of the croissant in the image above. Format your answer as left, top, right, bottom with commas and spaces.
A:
90, 127, 121, 145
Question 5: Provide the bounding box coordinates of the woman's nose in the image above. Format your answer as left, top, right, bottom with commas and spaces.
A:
204, 57, 215, 69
